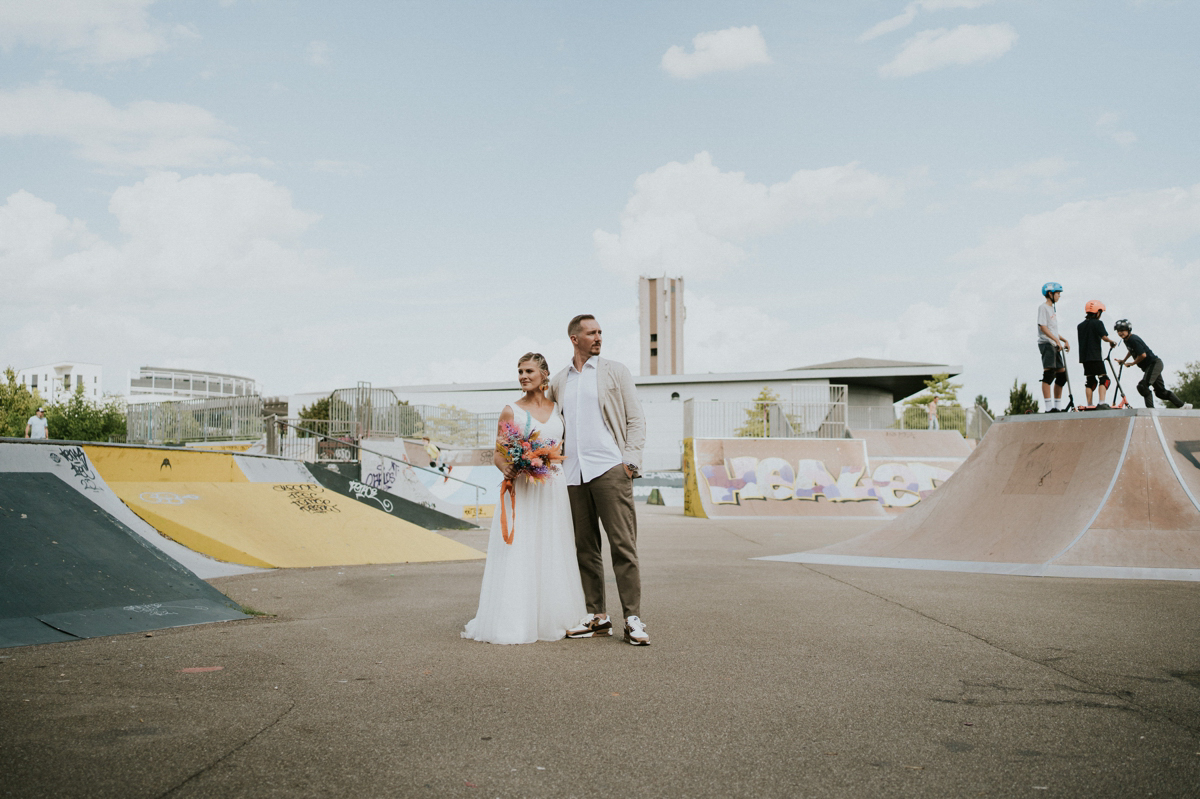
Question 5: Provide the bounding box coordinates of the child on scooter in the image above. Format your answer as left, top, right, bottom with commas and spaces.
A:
1077, 300, 1118, 409
1113, 319, 1191, 409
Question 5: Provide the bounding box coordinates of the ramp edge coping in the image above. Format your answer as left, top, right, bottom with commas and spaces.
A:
1150, 412, 1200, 515
1046, 415, 1136, 565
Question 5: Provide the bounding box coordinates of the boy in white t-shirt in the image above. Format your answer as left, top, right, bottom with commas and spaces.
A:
26, 407, 49, 439
1037, 282, 1070, 412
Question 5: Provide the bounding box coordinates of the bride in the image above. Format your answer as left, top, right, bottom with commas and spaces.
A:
461, 353, 586, 644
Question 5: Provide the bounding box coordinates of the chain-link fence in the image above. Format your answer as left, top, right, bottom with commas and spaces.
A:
684, 386, 848, 439
324, 383, 499, 447
125, 395, 263, 444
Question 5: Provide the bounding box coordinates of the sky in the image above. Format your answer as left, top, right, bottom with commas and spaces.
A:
2, 0, 1198, 411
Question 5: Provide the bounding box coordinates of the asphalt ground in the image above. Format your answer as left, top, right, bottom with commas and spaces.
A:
2, 505, 1199, 798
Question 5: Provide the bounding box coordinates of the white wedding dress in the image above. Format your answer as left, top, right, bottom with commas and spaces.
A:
462, 402, 586, 644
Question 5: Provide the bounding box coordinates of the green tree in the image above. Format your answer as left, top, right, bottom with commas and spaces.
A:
1172, 361, 1200, 407
735, 386, 783, 437
902, 373, 964, 430
1004, 378, 1039, 415
43, 383, 127, 442
0, 367, 44, 437
300, 395, 331, 421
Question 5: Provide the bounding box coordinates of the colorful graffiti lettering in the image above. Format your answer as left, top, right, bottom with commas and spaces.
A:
700, 458, 954, 508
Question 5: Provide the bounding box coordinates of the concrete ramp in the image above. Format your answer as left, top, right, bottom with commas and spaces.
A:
0, 441, 260, 579
0, 473, 247, 649
110, 481, 483, 568
360, 440, 501, 520
305, 464, 478, 531
763, 410, 1200, 580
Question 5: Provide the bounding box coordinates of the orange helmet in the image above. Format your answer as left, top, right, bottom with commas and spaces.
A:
1085, 300, 1106, 314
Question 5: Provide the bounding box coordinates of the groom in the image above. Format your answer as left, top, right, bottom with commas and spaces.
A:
548, 314, 649, 646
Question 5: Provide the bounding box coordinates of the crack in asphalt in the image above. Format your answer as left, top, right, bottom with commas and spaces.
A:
802, 564, 1200, 736
156, 696, 297, 798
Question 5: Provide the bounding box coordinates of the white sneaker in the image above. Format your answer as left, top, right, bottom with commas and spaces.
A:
566, 613, 612, 638
623, 615, 650, 646
1183, 403, 1194, 410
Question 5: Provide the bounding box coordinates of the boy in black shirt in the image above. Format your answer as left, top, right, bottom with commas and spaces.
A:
1114, 319, 1189, 409
1077, 300, 1118, 408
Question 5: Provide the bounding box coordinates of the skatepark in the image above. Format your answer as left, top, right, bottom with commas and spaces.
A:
2, 410, 1199, 797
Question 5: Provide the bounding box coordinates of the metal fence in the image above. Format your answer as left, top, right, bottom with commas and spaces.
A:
324, 382, 499, 447
125, 395, 263, 444
847, 403, 994, 439
683, 385, 848, 439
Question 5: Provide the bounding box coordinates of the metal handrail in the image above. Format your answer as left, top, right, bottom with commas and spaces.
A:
274, 418, 488, 492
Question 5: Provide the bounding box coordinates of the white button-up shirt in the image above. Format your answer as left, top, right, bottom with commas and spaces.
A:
563, 356, 623, 485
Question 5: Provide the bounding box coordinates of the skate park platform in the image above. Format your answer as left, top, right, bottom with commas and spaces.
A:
0, 440, 261, 579
763, 409, 1200, 580
0, 472, 247, 649
79, 443, 484, 569
682, 430, 971, 519
0, 440, 484, 573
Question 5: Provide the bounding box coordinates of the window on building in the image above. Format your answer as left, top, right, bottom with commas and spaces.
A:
76, 374, 83, 388
671, 392, 680, 400
650, 333, 657, 342
650, 348, 658, 357
64, 375, 71, 390
31, 375, 37, 388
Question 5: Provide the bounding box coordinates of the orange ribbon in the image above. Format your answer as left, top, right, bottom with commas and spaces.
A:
499, 478, 516, 545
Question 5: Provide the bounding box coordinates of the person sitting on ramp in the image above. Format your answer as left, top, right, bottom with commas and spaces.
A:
1113, 319, 1191, 409
1077, 300, 1118, 409
1037, 282, 1070, 412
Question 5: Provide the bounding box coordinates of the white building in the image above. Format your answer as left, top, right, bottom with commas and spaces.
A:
128, 366, 258, 403
17, 362, 103, 404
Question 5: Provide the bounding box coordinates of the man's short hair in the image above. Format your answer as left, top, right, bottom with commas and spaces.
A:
567, 314, 595, 338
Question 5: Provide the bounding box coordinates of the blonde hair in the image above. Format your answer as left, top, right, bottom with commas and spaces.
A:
518, 352, 549, 375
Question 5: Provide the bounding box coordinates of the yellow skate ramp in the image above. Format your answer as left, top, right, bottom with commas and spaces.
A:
85, 445, 248, 483
110, 482, 483, 568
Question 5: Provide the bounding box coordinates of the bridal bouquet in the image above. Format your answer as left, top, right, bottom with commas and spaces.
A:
495, 419, 564, 544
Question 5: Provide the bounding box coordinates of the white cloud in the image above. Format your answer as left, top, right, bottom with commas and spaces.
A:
972, 156, 1077, 193
887, 185, 1200, 408
860, 0, 993, 42
0, 82, 251, 170
0, 0, 187, 64
879, 23, 1017, 78
683, 291, 793, 373
1095, 112, 1138, 147
306, 40, 330, 67
593, 152, 900, 281
661, 25, 771, 79
0, 174, 329, 392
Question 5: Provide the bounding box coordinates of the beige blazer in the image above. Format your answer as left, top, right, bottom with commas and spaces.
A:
548, 357, 646, 476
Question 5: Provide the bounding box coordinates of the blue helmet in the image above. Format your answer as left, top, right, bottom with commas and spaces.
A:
1042, 282, 1063, 297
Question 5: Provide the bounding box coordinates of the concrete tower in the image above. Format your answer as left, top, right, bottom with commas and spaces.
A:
638, 276, 685, 376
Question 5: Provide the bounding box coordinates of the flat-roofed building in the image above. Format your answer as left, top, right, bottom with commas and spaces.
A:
16, 362, 103, 404
128, 367, 257, 403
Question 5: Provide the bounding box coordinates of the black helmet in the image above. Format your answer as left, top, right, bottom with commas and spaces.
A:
1113, 318, 1132, 332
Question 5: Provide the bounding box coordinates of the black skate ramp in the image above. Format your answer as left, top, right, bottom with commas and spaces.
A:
305, 464, 478, 530
0, 473, 248, 649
